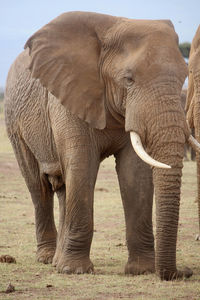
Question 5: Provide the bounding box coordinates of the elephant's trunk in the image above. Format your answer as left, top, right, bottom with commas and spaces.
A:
149, 98, 191, 278
126, 88, 190, 279
150, 117, 186, 279
153, 166, 181, 279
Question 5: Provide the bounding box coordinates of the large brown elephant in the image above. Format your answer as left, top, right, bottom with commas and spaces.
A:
4, 11, 197, 280
186, 25, 200, 240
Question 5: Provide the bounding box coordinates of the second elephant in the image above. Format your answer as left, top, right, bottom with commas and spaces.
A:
186, 25, 200, 239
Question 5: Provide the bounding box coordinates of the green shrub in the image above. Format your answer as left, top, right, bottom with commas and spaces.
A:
179, 42, 191, 58
0, 93, 4, 101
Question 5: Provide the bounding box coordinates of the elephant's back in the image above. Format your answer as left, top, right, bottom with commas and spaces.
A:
5, 49, 43, 108
4, 49, 58, 164
5, 49, 32, 102
4, 49, 46, 131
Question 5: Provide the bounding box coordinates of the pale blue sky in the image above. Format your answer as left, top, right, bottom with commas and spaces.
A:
0, 0, 199, 87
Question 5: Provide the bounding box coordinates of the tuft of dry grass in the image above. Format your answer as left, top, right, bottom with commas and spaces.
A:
1, 105, 200, 299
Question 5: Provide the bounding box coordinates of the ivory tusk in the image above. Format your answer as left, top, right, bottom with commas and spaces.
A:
130, 132, 171, 169
188, 135, 200, 153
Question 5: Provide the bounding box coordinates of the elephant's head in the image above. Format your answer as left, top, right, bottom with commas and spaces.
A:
24, 12, 189, 166
25, 12, 197, 280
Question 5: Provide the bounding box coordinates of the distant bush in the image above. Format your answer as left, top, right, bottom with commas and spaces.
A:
0, 92, 4, 101
0, 87, 4, 101
179, 42, 191, 58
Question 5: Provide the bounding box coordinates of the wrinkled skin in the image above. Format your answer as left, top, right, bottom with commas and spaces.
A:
181, 89, 195, 161
5, 12, 191, 280
186, 25, 200, 239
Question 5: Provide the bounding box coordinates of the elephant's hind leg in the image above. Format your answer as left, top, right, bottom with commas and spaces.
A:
10, 133, 57, 264
115, 141, 155, 275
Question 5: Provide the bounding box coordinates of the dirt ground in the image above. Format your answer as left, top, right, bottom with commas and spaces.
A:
1, 105, 200, 299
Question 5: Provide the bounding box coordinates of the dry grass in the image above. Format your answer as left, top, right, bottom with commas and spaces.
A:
1, 102, 200, 299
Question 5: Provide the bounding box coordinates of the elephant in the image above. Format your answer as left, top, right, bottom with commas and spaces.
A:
186, 25, 200, 240
181, 89, 195, 161
4, 11, 198, 281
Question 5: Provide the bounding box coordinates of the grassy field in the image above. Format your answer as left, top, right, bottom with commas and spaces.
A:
1, 100, 200, 299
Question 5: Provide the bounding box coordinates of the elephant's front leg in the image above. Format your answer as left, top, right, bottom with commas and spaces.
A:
115, 141, 155, 275
55, 152, 99, 274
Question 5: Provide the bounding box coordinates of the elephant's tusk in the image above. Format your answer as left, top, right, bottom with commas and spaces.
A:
130, 132, 171, 169
188, 135, 200, 153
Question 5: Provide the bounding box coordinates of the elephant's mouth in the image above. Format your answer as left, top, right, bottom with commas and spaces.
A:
130, 131, 200, 169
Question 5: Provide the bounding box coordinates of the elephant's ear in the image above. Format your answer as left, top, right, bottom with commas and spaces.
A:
186, 50, 195, 129
186, 26, 200, 128
192, 25, 200, 52
25, 12, 117, 129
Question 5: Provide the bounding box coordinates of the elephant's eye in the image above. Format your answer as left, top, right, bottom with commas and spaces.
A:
124, 76, 135, 86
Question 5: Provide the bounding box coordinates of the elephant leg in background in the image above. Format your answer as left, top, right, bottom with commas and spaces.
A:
10, 133, 57, 264
184, 128, 196, 161
191, 128, 196, 161
184, 145, 189, 161
115, 141, 155, 275
52, 185, 66, 267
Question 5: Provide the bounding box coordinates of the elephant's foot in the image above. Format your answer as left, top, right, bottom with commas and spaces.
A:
158, 267, 193, 281
0, 255, 16, 263
52, 248, 62, 267
125, 256, 155, 275
56, 256, 94, 274
195, 234, 200, 241
51, 238, 65, 267
36, 244, 56, 264
52, 254, 59, 267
